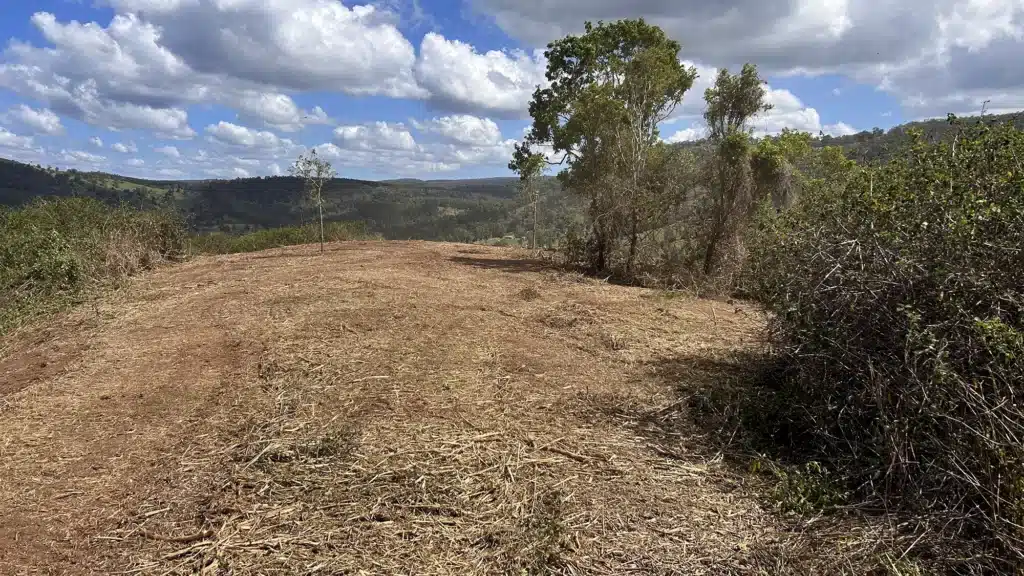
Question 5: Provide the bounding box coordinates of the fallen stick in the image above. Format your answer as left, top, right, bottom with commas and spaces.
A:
140, 528, 214, 544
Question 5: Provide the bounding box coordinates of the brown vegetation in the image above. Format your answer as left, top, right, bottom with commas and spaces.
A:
0, 241, 841, 575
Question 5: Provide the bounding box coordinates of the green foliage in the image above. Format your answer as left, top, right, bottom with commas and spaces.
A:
703, 64, 773, 139
518, 18, 697, 275
0, 197, 185, 333
747, 117, 1024, 567
767, 461, 849, 516
188, 221, 376, 255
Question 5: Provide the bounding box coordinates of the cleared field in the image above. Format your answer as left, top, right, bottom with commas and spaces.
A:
0, 241, 795, 575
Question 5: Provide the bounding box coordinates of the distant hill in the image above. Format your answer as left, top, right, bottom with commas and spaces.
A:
0, 157, 579, 244
812, 111, 1024, 164
673, 111, 1024, 163
4, 111, 1020, 243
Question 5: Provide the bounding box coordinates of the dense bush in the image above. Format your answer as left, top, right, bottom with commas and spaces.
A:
0, 197, 186, 332
187, 221, 376, 255
747, 118, 1024, 568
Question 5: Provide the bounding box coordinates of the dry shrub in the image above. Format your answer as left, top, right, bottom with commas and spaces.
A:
746, 118, 1024, 571
0, 197, 185, 332
187, 221, 375, 255
518, 286, 542, 301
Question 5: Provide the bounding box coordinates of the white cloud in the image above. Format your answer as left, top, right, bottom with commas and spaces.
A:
0, 13, 197, 138
413, 114, 503, 146
111, 141, 138, 153
312, 116, 518, 175
89, 136, 104, 148
156, 167, 184, 177
664, 127, 705, 143
414, 32, 547, 118
7, 104, 64, 135
822, 121, 859, 136
206, 121, 292, 149
335, 122, 417, 151
125, 158, 145, 166
230, 156, 262, 168
155, 145, 180, 158
832, 87, 842, 96
664, 85, 859, 140
0, 127, 36, 149
471, 0, 1024, 117
205, 166, 251, 179
106, 0, 423, 97
0, 2, 419, 139
235, 92, 333, 132
60, 149, 106, 163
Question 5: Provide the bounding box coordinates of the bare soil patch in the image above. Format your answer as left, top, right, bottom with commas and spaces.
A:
0, 241, 795, 575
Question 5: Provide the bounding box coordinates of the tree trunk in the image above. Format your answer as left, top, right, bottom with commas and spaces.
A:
532, 196, 539, 250
317, 191, 325, 254
591, 221, 607, 273
626, 208, 638, 277
702, 232, 719, 276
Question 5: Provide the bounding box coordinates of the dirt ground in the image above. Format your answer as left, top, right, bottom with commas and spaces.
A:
0, 241, 792, 575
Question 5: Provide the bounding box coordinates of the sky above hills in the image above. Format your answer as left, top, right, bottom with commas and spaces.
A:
0, 0, 1021, 180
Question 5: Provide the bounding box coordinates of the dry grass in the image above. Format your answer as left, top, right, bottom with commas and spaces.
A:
0, 241, 892, 574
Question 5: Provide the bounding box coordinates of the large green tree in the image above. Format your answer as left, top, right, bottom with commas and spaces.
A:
512, 19, 697, 273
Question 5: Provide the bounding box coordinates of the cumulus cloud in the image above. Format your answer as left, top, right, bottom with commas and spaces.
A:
205, 166, 251, 179
125, 158, 145, 166
0, 127, 36, 149
335, 122, 417, 151
414, 32, 547, 118
105, 0, 424, 97
60, 149, 106, 163
235, 92, 333, 132
6, 104, 64, 135
111, 141, 138, 153
664, 127, 705, 143
89, 136, 104, 148
155, 145, 180, 157
206, 121, 293, 149
471, 0, 1024, 116
822, 121, 858, 136
413, 115, 503, 146
663, 85, 858, 140
0, 2, 422, 138
309, 115, 518, 175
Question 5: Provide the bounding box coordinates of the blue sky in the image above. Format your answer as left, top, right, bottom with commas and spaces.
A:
0, 0, 1020, 180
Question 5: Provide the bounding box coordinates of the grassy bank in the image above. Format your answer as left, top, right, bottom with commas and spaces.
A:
0, 197, 186, 335
187, 221, 378, 255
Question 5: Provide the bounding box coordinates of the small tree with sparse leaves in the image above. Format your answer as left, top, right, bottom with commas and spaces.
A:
511, 144, 546, 250
290, 150, 336, 253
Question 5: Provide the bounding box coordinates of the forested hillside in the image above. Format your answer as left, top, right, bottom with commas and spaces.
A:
1, 110, 1018, 245
0, 158, 579, 244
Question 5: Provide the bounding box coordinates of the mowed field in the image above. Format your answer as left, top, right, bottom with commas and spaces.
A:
0, 241, 800, 575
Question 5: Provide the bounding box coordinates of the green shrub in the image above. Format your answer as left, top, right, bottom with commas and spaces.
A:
0, 197, 186, 332
188, 221, 374, 255
747, 118, 1024, 567
767, 461, 849, 516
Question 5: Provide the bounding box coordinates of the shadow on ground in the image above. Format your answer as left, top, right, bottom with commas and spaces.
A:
579, 348, 813, 478
645, 351, 807, 464
448, 255, 552, 274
